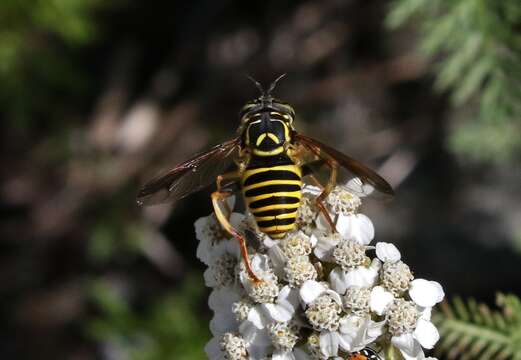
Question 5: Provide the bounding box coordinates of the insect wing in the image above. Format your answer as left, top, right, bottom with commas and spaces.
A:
294, 133, 394, 197
137, 137, 241, 206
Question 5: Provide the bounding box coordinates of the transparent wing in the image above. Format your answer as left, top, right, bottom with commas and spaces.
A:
295, 133, 394, 198
137, 137, 241, 206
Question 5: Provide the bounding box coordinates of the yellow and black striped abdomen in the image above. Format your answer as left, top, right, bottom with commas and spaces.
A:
242, 159, 302, 239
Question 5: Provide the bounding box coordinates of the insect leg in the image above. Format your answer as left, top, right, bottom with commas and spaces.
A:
216, 170, 240, 217
211, 189, 261, 283
307, 173, 325, 189
315, 160, 338, 231
298, 142, 337, 231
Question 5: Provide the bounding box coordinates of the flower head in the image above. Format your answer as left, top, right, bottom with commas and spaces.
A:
196, 181, 444, 360
220, 333, 248, 360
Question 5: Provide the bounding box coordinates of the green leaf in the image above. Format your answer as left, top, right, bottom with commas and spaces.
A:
434, 294, 521, 359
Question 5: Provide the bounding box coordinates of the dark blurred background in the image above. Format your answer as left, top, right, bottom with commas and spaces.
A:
1, 0, 520, 359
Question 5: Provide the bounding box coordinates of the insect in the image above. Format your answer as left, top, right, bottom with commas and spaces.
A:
347, 347, 381, 360
137, 75, 394, 282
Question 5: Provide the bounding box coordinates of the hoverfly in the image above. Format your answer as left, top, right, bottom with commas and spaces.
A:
137, 75, 394, 282
347, 347, 382, 360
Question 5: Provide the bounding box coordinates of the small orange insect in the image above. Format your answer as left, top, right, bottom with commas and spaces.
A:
347, 348, 381, 360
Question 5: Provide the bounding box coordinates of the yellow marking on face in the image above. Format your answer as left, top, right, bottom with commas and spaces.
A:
267, 132, 280, 143
256, 133, 266, 146
255, 132, 281, 146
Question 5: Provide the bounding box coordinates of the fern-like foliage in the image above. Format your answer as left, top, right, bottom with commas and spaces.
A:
386, 0, 521, 163
433, 293, 521, 360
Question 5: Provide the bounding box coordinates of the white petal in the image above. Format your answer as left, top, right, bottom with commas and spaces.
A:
320, 331, 339, 357
196, 238, 212, 266
263, 303, 290, 322
369, 286, 394, 315
345, 177, 374, 197
366, 320, 386, 341
223, 238, 241, 259
409, 279, 445, 308
313, 234, 341, 261
204, 337, 224, 360
324, 289, 343, 305
337, 316, 361, 352
229, 212, 244, 228
251, 253, 271, 272
239, 319, 265, 343
391, 333, 415, 354
392, 333, 425, 360
328, 267, 348, 295
420, 307, 432, 321
268, 244, 287, 275
203, 267, 217, 287
279, 285, 300, 305
208, 287, 240, 312
300, 280, 326, 304
210, 311, 238, 335
343, 264, 379, 289
336, 214, 374, 245
194, 215, 212, 241
246, 328, 272, 359
309, 233, 318, 247
414, 319, 440, 349
264, 286, 299, 322
375, 242, 401, 263
272, 350, 294, 360
315, 210, 335, 232
195, 215, 221, 265
338, 315, 384, 352
302, 184, 322, 196
263, 235, 278, 249
293, 347, 312, 360
247, 306, 268, 329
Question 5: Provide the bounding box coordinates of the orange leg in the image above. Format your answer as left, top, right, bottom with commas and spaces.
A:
216, 170, 239, 217
308, 173, 324, 189
211, 183, 260, 284
314, 162, 338, 232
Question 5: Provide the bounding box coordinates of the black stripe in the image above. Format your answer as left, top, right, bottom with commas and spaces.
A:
244, 170, 300, 186
249, 196, 300, 209
253, 208, 298, 217
247, 156, 295, 168
257, 217, 296, 228
245, 184, 301, 197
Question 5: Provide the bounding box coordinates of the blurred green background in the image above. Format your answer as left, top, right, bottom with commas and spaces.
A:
0, 0, 520, 359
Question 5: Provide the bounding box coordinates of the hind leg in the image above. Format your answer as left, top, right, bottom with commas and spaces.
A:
211, 178, 260, 283
313, 162, 338, 232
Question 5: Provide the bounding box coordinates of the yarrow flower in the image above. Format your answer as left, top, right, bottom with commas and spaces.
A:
197, 186, 445, 360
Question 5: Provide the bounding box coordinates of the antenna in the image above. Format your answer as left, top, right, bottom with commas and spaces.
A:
267, 73, 286, 95
246, 75, 265, 97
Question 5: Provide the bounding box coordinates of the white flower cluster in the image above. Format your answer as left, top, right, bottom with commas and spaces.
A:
196, 183, 444, 360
